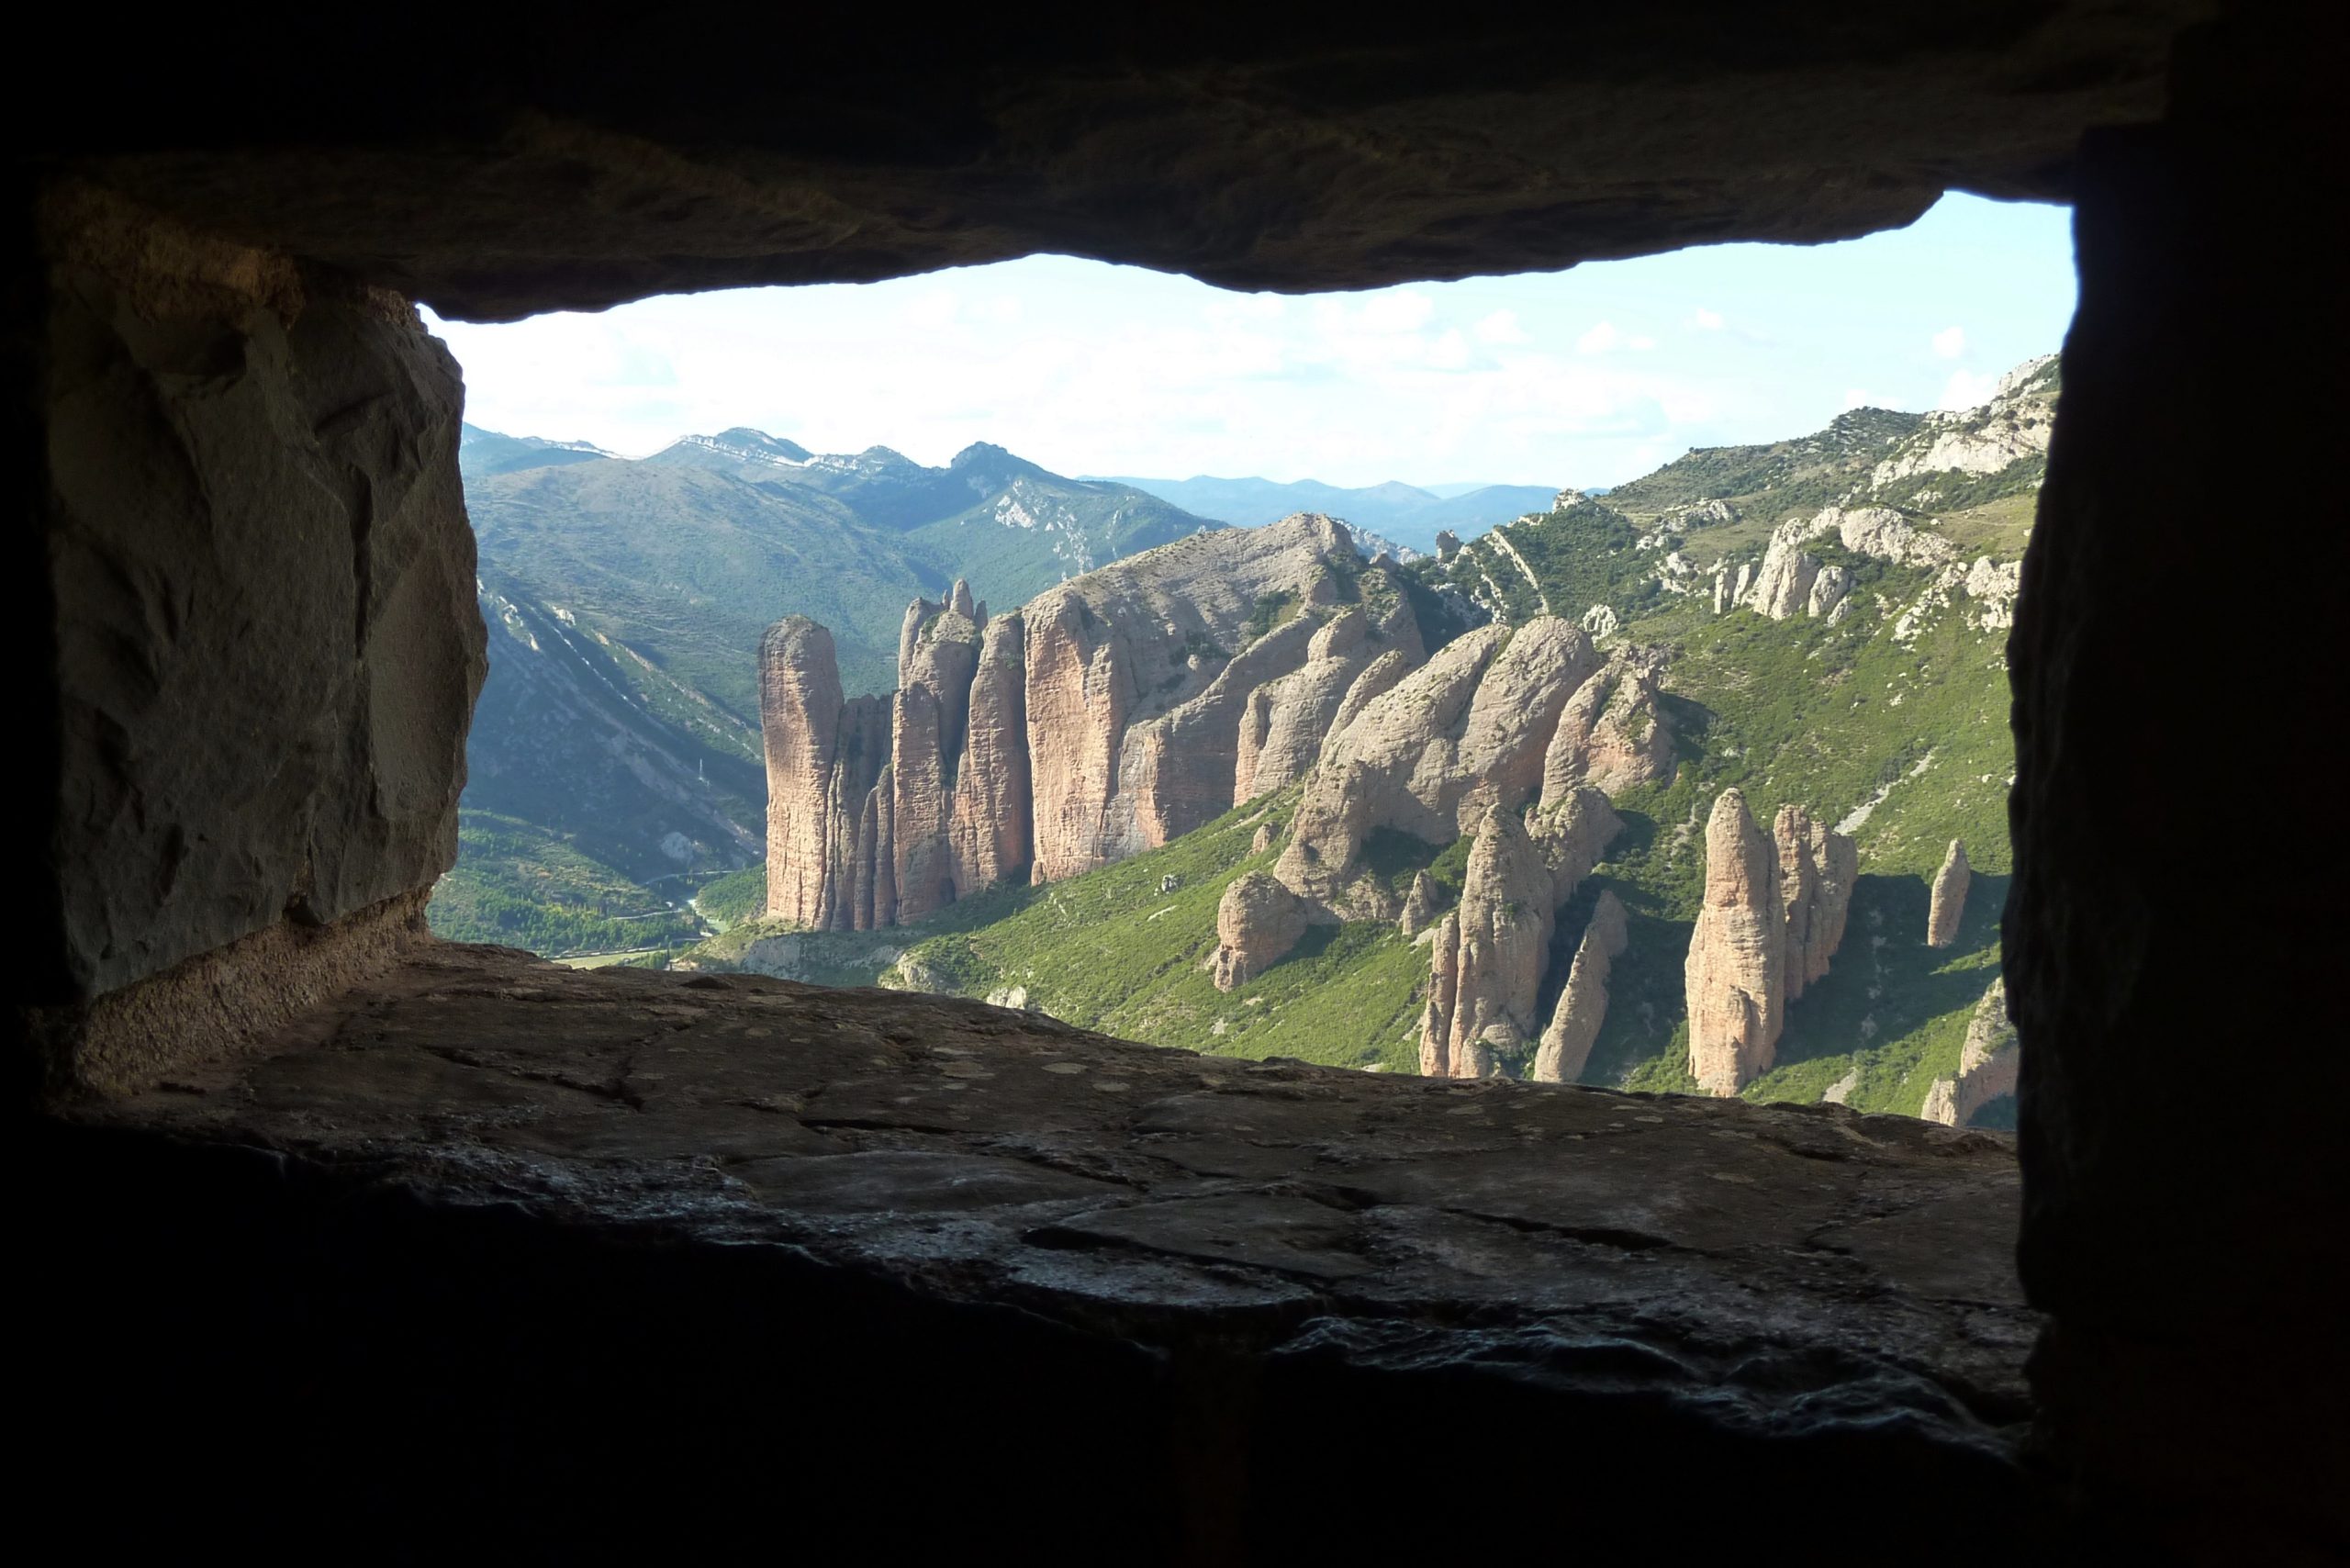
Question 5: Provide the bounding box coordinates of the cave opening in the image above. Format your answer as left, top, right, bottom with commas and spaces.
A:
424, 197, 2067, 1127
15, 7, 2339, 1560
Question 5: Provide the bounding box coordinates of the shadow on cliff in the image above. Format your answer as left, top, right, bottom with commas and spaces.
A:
1759, 871, 2008, 1104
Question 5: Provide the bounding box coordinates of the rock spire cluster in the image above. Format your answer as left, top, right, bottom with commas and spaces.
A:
1683, 789, 1859, 1095
763, 515, 1422, 928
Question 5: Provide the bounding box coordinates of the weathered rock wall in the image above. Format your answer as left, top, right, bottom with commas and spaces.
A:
1684, 792, 1862, 1095
29, 186, 486, 1090
2009, 76, 2348, 1553
763, 517, 1422, 929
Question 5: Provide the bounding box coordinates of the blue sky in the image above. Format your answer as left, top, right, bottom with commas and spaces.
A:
428, 193, 2075, 491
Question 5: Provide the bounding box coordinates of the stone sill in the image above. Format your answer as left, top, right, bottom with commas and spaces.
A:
49, 940, 2040, 1553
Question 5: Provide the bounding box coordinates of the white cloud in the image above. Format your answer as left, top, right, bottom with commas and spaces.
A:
425, 193, 2076, 489
1356, 291, 1435, 333
1938, 368, 1999, 409
1842, 387, 1886, 410
1474, 308, 1532, 345
1931, 325, 1966, 359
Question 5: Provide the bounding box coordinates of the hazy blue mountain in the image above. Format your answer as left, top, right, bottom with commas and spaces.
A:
458, 422, 616, 481
1103, 474, 1561, 551
434, 427, 1218, 954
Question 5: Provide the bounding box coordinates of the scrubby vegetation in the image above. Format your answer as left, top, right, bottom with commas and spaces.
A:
694, 866, 767, 930
428, 812, 706, 956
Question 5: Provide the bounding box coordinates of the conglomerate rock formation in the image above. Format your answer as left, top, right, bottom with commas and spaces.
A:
1209, 871, 1315, 992
1684, 790, 1789, 1096
1418, 789, 1620, 1079
25, 10, 2342, 1558
763, 515, 1423, 927
1923, 976, 2021, 1126
1777, 804, 1860, 1002
1684, 790, 1859, 1095
1533, 889, 1630, 1084
1929, 838, 1973, 948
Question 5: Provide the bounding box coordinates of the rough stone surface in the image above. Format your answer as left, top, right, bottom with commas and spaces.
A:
1533, 890, 1630, 1084
1232, 608, 1387, 804
1023, 515, 1400, 880
1209, 871, 1313, 991
1928, 838, 1972, 948
54, 12, 2199, 322
57, 939, 2039, 1554
1742, 532, 1821, 620
1397, 870, 1441, 939
41, 187, 486, 1011
1539, 647, 1675, 800
1684, 790, 1786, 1096
2003, 88, 2350, 1562
1279, 619, 1599, 919
1280, 625, 1507, 912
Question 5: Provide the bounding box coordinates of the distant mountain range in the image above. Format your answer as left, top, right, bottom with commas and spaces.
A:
1101, 475, 1561, 552
449, 426, 1220, 918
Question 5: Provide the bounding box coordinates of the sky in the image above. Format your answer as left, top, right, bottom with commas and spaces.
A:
428, 193, 2075, 491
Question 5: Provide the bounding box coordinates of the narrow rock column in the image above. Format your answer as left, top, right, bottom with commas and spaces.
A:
1777, 805, 1858, 999
762, 618, 848, 925
1926, 838, 1969, 948
1684, 790, 1785, 1095
1534, 890, 1629, 1083
949, 614, 1033, 893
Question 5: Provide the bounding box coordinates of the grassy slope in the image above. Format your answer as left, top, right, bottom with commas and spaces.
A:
428, 812, 707, 956
680, 534, 2019, 1114
689, 791, 1431, 1071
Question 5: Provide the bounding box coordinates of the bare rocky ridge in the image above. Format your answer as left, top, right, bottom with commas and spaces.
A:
765, 515, 1424, 927
1534, 890, 1630, 1083
1929, 839, 1972, 948
1278, 624, 1507, 914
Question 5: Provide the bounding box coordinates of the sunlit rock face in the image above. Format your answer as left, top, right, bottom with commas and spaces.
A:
762, 515, 1424, 928
1419, 789, 1621, 1080
1535, 890, 1630, 1084
1923, 978, 2019, 1126
1776, 805, 1859, 1002
1684, 790, 1787, 1096
1928, 838, 1971, 949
